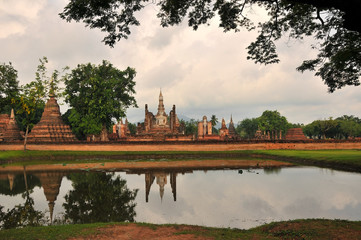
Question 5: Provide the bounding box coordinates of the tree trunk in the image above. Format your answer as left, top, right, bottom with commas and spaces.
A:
24, 125, 29, 151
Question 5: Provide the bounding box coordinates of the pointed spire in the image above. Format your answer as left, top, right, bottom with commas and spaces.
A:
10, 108, 15, 120
230, 114, 233, 124
49, 77, 55, 98
157, 89, 165, 115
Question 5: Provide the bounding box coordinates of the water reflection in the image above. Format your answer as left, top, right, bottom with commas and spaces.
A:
1, 160, 361, 230
63, 172, 137, 224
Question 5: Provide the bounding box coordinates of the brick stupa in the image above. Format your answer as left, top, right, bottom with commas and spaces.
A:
2, 109, 23, 141
27, 95, 77, 142
0, 109, 23, 141
285, 128, 308, 141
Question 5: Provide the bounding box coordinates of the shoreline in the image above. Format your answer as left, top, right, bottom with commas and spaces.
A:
1, 141, 361, 151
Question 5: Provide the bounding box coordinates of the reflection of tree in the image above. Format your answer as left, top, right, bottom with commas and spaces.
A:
0, 191, 44, 229
263, 167, 282, 175
0, 174, 40, 196
63, 172, 138, 224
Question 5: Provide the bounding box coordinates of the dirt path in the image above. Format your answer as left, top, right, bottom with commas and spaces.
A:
68, 224, 213, 240
68, 220, 361, 240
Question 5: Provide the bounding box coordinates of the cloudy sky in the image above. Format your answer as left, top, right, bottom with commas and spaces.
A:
1, 0, 360, 125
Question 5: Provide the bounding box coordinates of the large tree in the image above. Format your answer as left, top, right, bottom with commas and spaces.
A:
12, 57, 64, 150
64, 60, 137, 139
0, 62, 19, 113
257, 110, 290, 139
60, 0, 361, 92
236, 117, 259, 139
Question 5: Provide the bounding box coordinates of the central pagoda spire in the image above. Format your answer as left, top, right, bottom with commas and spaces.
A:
157, 89, 165, 115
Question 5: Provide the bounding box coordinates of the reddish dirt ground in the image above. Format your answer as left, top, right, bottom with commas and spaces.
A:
69, 224, 213, 240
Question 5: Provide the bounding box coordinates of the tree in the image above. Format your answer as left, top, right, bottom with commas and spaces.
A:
12, 57, 64, 150
63, 172, 138, 224
60, 0, 361, 92
303, 118, 339, 139
0, 62, 19, 113
13, 81, 46, 150
210, 115, 219, 134
127, 122, 137, 135
257, 110, 289, 139
237, 118, 259, 139
180, 119, 198, 136
64, 61, 137, 140
336, 115, 361, 139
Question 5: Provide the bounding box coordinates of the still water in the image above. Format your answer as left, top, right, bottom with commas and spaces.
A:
1, 161, 361, 229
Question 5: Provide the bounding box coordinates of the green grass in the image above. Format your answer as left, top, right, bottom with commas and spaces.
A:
2, 149, 361, 172
0, 222, 117, 240
0, 150, 254, 166
253, 149, 361, 166
1, 219, 361, 240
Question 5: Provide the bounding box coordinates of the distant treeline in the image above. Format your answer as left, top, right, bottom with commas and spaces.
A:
179, 111, 361, 140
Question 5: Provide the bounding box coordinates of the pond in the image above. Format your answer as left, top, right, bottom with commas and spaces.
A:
1, 159, 361, 229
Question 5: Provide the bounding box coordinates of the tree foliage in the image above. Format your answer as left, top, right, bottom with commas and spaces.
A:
236, 117, 259, 139
0, 192, 45, 230
63, 172, 138, 224
210, 115, 219, 134
0, 62, 19, 113
60, 0, 361, 92
303, 115, 361, 139
12, 57, 65, 149
180, 118, 198, 136
64, 60, 137, 139
257, 110, 290, 139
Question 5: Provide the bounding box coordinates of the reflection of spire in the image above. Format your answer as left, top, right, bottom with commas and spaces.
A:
34, 172, 64, 224
156, 174, 167, 202
8, 174, 15, 191
170, 173, 177, 201
48, 202, 55, 224
145, 173, 155, 202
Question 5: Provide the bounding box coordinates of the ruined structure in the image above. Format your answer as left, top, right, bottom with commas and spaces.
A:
218, 116, 239, 140
197, 116, 213, 139
134, 90, 191, 141
27, 94, 77, 142
285, 128, 308, 141
0, 109, 23, 141
219, 118, 229, 138
112, 118, 130, 139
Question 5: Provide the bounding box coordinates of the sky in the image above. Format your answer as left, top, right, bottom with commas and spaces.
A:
1, 0, 360, 125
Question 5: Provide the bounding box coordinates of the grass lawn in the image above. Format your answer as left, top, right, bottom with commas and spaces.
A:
253, 149, 361, 169
1, 149, 361, 172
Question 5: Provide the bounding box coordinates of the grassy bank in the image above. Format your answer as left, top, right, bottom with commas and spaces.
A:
1, 219, 361, 240
1, 149, 361, 172
253, 149, 361, 172
0, 150, 254, 165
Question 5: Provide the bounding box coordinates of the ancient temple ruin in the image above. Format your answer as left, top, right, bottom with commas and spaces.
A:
0, 109, 23, 142
112, 118, 130, 139
285, 128, 308, 141
27, 94, 77, 142
134, 90, 191, 141
210, 116, 239, 140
